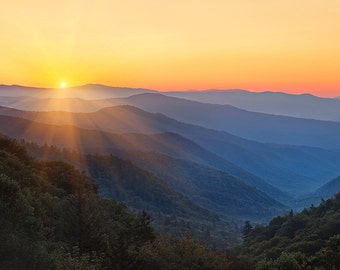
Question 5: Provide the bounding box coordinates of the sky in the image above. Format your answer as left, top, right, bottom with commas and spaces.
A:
1, 0, 340, 97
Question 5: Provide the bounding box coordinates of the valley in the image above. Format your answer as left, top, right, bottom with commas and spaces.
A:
1, 84, 340, 269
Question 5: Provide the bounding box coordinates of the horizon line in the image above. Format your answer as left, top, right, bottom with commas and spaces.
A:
0, 83, 339, 98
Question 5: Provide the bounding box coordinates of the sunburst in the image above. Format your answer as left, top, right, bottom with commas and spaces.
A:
60, 81, 67, 88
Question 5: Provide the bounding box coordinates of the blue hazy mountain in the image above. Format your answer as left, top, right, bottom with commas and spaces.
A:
314, 176, 340, 199
2, 83, 340, 122
2, 91, 340, 149
1, 105, 340, 195
0, 106, 287, 201
121, 93, 340, 149
0, 115, 284, 219
164, 89, 340, 122
0, 84, 155, 99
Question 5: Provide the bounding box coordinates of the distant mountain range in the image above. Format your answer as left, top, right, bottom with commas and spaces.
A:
1, 105, 340, 196
2, 84, 340, 122
2, 89, 340, 149
0, 115, 284, 220
314, 175, 340, 199
0, 84, 155, 99
164, 90, 340, 122
117, 93, 340, 149
1, 84, 340, 219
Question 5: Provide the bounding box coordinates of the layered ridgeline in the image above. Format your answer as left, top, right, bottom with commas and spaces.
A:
164, 89, 340, 122
0, 84, 155, 99
2, 85, 340, 269
234, 192, 340, 270
2, 84, 340, 123
2, 86, 340, 149
0, 135, 245, 269
25, 141, 282, 220
1, 105, 340, 196
111, 93, 340, 149
2, 134, 340, 269
22, 139, 238, 248
0, 114, 284, 222
314, 175, 340, 199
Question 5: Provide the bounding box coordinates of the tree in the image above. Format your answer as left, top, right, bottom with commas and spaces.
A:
256, 252, 310, 270
315, 234, 340, 269
242, 221, 253, 242
0, 174, 51, 269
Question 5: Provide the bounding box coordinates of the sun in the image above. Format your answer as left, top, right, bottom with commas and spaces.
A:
60, 81, 67, 88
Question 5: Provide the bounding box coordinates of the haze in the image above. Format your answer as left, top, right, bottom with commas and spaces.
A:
1, 0, 340, 96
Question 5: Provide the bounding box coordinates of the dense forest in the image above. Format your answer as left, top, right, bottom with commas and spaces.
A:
0, 135, 246, 269
235, 195, 340, 269
1, 135, 340, 269
23, 140, 242, 249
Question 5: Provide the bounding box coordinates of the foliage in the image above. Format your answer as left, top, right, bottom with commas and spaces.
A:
242, 221, 253, 242
23, 139, 242, 248
53, 246, 104, 270
0, 135, 236, 269
256, 252, 311, 270
140, 234, 250, 270
235, 192, 340, 269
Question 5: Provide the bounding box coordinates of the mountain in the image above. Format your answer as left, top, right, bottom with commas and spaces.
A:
108, 150, 284, 218
0, 96, 111, 112
185, 127, 340, 194
2, 104, 340, 194
294, 176, 340, 215
33, 147, 284, 219
80, 154, 218, 220
3, 91, 340, 150
3, 85, 340, 123
0, 96, 38, 109
0, 132, 213, 220
314, 176, 340, 199
0, 115, 285, 219
0, 84, 155, 99
0, 135, 238, 268
164, 89, 340, 122
234, 192, 340, 269
0, 85, 46, 97
121, 93, 340, 149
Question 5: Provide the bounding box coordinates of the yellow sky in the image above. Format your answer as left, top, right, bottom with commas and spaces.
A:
1, 0, 340, 96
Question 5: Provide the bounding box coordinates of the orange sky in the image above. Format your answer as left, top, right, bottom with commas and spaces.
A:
1, 0, 340, 97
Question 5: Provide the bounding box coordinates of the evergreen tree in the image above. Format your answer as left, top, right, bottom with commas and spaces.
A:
242, 221, 253, 242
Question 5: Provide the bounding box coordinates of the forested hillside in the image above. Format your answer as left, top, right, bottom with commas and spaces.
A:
23, 139, 248, 248
0, 135, 246, 269
235, 193, 340, 269
2, 105, 340, 195
3, 133, 339, 269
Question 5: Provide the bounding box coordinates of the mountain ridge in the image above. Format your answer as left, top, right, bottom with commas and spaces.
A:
0, 115, 284, 219
164, 89, 340, 122
1, 105, 340, 195
3, 91, 340, 149
2, 84, 340, 121
314, 176, 340, 199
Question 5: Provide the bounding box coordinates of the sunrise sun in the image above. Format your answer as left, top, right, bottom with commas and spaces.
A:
60, 81, 67, 88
